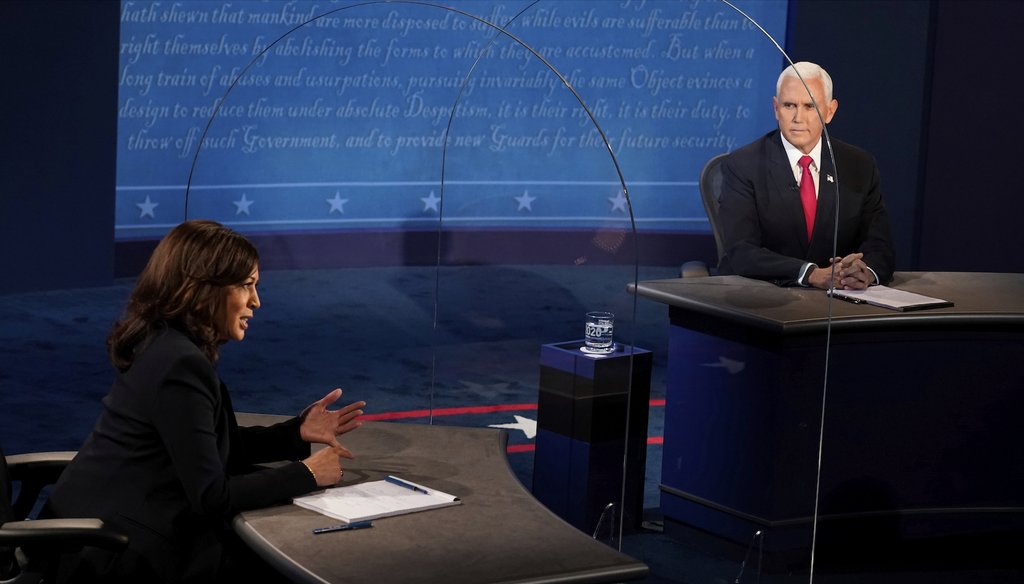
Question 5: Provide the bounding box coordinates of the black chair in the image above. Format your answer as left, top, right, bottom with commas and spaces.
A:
681, 152, 729, 277
1, 447, 128, 583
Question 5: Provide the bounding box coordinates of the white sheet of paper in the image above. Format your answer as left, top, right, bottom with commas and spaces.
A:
831, 285, 951, 311
293, 478, 460, 524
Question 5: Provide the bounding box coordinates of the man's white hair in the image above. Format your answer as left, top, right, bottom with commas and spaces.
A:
777, 61, 834, 102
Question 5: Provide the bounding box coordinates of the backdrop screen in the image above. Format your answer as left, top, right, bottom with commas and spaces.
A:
115, 0, 788, 243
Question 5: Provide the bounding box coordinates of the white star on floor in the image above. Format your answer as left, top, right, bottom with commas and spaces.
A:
701, 356, 745, 374
137, 196, 158, 218
608, 191, 629, 214
514, 190, 536, 211
327, 191, 348, 214
489, 415, 537, 439
233, 194, 254, 215
421, 191, 441, 212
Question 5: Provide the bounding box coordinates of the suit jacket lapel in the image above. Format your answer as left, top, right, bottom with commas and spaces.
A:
765, 132, 809, 254
811, 146, 838, 251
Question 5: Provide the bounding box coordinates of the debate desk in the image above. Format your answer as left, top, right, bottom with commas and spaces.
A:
630, 272, 1024, 551
233, 416, 648, 584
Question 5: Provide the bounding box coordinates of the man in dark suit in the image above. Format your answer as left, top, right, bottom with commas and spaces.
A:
717, 61, 894, 289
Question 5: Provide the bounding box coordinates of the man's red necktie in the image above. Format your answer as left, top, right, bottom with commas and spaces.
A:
798, 155, 816, 241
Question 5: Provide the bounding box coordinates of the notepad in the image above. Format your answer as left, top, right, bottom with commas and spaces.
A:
829, 285, 953, 312
293, 476, 461, 524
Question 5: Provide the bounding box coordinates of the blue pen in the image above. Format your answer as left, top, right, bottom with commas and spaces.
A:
312, 520, 373, 534
385, 475, 430, 494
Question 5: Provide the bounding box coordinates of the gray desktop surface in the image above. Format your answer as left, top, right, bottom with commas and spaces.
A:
233, 416, 648, 584
630, 271, 1024, 334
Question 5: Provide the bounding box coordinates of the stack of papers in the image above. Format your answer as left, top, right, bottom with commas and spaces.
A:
829, 285, 953, 312
293, 475, 461, 524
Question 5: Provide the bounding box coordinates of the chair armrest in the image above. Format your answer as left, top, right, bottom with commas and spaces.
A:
5, 451, 76, 520
0, 518, 128, 552
5, 452, 76, 483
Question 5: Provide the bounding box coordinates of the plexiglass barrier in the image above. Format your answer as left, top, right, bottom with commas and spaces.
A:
175, 0, 826, 575
2, 1, 1014, 582
179, 0, 654, 550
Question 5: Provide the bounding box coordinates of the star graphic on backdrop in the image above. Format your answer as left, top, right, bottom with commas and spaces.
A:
327, 191, 348, 214
514, 190, 536, 212
136, 196, 158, 219
489, 415, 537, 439
608, 191, 629, 214
421, 191, 441, 213
233, 194, 254, 216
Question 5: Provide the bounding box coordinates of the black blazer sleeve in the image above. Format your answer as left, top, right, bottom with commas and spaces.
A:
150, 349, 316, 517
718, 139, 810, 284
832, 146, 895, 283
234, 414, 310, 465
47, 327, 319, 581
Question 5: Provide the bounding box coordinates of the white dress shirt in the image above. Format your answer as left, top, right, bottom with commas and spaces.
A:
780, 136, 878, 287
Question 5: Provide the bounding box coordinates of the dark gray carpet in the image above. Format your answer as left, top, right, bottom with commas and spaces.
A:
0, 265, 671, 457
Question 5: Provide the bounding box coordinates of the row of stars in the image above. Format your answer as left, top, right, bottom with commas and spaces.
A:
133, 190, 631, 219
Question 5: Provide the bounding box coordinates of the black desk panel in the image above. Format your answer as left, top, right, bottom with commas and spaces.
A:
632, 272, 1024, 550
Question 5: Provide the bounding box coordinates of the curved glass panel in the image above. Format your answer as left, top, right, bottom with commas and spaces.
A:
673, 2, 996, 583
180, 3, 445, 420
432, 1, 646, 545
178, 0, 650, 550
626, 2, 828, 579
143, 0, 827, 576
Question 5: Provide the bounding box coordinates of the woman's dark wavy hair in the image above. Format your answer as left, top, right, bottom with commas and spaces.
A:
108, 220, 259, 370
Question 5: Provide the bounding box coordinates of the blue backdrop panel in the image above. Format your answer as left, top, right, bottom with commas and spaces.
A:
115, 0, 788, 251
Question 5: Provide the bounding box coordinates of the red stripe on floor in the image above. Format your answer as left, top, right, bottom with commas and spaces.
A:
506, 444, 536, 453
360, 403, 538, 421
362, 399, 663, 422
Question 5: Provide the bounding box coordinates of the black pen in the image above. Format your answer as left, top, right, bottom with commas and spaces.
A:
385, 475, 430, 494
312, 520, 373, 534
827, 289, 865, 304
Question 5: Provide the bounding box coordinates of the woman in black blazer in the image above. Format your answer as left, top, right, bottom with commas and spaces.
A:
47, 220, 365, 583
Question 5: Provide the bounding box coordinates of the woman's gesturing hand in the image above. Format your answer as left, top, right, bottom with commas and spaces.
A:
300, 388, 366, 448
